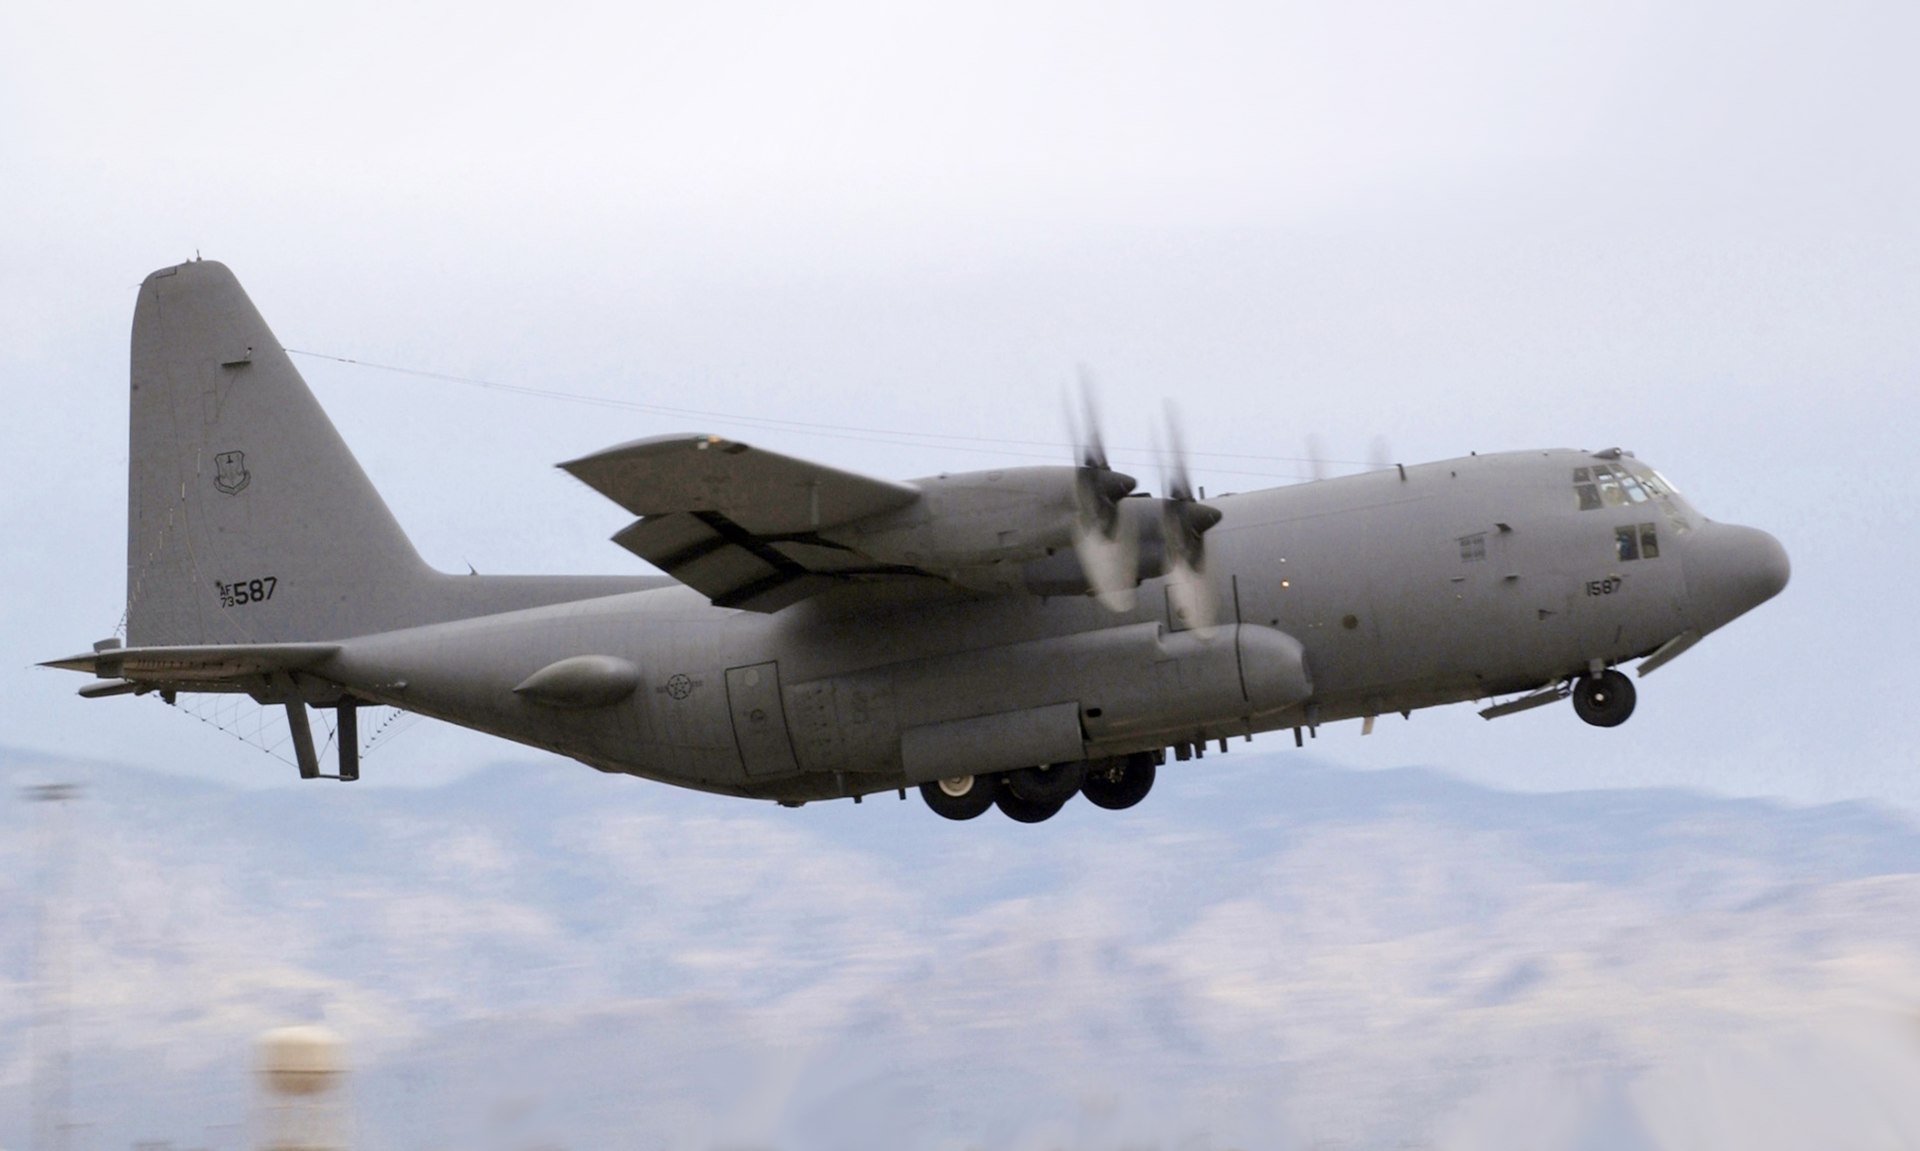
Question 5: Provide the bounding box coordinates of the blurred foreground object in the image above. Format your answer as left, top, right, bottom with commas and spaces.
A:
255, 1026, 349, 1151
26, 782, 81, 1151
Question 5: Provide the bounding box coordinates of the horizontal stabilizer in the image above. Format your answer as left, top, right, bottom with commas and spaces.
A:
561, 434, 921, 534
42, 642, 339, 683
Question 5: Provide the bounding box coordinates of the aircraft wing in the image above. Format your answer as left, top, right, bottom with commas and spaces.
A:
562, 435, 920, 531
562, 435, 930, 612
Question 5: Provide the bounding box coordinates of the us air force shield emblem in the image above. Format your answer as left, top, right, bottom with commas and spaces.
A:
213, 450, 250, 495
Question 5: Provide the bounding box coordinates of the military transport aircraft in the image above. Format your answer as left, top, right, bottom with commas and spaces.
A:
46, 260, 1790, 822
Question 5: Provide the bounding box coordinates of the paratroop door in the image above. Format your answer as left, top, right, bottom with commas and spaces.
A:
725, 662, 800, 777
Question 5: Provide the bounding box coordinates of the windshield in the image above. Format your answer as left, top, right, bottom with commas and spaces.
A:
1571, 458, 1696, 533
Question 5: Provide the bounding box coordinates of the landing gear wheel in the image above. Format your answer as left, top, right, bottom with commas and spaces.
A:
1081, 753, 1157, 811
1572, 669, 1636, 727
1006, 761, 1086, 805
995, 788, 1069, 823
921, 774, 1000, 820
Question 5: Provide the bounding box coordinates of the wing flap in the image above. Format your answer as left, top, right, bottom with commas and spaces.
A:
566, 435, 947, 611
614, 513, 822, 611
561, 434, 921, 533
766, 539, 881, 573
611, 512, 926, 612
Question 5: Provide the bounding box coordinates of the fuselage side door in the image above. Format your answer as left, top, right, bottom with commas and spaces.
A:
725, 662, 801, 777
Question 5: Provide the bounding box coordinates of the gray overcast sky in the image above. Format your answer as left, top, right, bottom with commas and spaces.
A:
3, 0, 1914, 803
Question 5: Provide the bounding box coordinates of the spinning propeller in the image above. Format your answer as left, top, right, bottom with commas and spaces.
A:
1157, 404, 1223, 635
1066, 377, 1224, 629
1067, 376, 1141, 612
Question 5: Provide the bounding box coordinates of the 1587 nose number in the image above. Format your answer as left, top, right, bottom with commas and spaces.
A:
216, 576, 279, 607
1584, 577, 1622, 597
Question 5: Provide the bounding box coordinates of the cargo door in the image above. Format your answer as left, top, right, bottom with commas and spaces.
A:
725, 662, 800, 777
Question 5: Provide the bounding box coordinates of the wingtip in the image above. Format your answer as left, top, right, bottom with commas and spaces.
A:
559, 433, 735, 474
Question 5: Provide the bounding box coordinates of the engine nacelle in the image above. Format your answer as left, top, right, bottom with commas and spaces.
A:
828, 466, 1080, 569
829, 467, 1171, 597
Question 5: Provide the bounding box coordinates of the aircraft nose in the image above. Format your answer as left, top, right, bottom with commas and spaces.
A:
1683, 522, 1790, 633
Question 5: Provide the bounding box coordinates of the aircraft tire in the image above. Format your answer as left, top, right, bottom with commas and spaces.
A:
1081, 753, 1156, 811
995, 788, 1069, 823
1006, 761, 1087, 805
1572, 669, 1636, 727
921, 774, 999, 820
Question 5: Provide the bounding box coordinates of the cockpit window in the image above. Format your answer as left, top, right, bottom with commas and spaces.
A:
1595, 466, 1625, 507
1574, 461, 1692, 533
1631, 464, 1694, 534
1615, 522, 1661, 562
1574, 467, 1603, 510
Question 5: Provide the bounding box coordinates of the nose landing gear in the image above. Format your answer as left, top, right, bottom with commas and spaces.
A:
1572, 668, 1636, 727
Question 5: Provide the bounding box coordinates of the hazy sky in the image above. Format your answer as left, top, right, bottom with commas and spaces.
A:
3, 0, 1915, 804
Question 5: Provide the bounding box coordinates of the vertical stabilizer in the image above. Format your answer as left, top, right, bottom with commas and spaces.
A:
127, 261, 432, 645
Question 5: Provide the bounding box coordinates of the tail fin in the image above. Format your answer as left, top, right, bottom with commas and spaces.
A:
126, 260, 433, 645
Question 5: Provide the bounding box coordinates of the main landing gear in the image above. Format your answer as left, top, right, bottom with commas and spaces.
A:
1572, 668, 1636, 727
920, 751, 1158, 822
920, 773, 1000, 820
1081, 755, 1156, 810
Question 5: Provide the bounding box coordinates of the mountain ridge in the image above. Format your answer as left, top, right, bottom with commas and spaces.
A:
2, 743, 1917, 1149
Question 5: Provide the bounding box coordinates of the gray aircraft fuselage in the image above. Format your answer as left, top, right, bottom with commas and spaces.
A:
50, 261, 1790, 818
320, 449, 1783, 803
